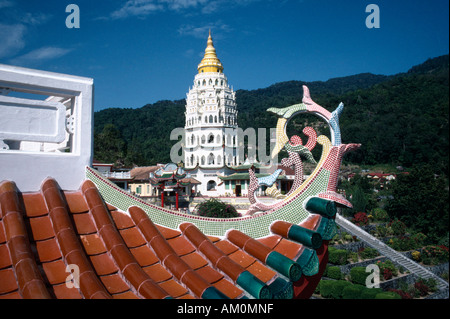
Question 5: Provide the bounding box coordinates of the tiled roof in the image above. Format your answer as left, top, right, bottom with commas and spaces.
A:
129, 166, 161, 180
0, 177, 329, 299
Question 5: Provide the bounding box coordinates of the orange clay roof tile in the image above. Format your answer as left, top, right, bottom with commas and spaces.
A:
0, 177, 331, 299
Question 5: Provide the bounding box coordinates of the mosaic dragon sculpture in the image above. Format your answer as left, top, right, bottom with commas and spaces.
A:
246, 85, 360, 215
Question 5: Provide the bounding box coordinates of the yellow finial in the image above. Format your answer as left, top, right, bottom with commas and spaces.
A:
198, 30, 223, 73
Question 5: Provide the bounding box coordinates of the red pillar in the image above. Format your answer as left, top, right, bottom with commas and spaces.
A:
160, 185, 164, 208
175, 190, 179, 210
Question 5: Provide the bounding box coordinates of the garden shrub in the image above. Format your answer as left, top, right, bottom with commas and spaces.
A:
389, 219, 407, 236
350, 267, 369, 286
352, 212, 369, 226
349, 252, 359, 263
342, 284, 365, 299
359, 247, 379, 260
414, 281, 429, 297
421, 245, 449, 265
319, 280, 334, 298
411, 250, 421, 261
327, 266, 342, 280
375, 291, 401, 299
195, 198, 239, 218
389, 236, 416, 251
343, 233, 353, 242
371, 208, 389, 221
330, 280, 352, 299
423, 277, 438, 293
360, 287, 383, 299
382, 268, 393, 280
328, 247, 349, 265
388, 289, 413, 299
376, 225, 388, 237
376, 260, 398, 278
411, 232, 427, 247
414, 278, 436, 296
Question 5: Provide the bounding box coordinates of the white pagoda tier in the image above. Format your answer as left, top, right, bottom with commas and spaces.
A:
183, 31, 240, 196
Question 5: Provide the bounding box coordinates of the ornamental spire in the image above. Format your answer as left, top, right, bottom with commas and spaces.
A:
197, 30, 223, 73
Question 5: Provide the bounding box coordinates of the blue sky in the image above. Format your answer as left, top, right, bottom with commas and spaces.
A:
1, 0, 448, 111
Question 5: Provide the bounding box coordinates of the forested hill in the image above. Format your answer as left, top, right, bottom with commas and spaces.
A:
93, 54, 449, 174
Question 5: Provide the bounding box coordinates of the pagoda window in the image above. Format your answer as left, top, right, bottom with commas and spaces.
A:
207, 180, 216, 191
191, 135, 194, 145
209, 79, 212, 85
225, 181, 230, 190
217, 155, 222, 165
190, 154, 194, 166
214, 116, 218, 123
201, 135, 206, 144
208, 153, 215, 165
201, 156, 205, 165
209, 115, 213, 123
208, 134, 214, 143
202, 80, 206, 86
204, 116, 208, 123
215, 79, 218, 85
216, 135, 220, 143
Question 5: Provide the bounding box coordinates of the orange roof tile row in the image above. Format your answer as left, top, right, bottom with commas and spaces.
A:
0, 178, 328, 299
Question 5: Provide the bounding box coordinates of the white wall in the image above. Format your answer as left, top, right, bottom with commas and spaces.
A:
0, 64, 93, 192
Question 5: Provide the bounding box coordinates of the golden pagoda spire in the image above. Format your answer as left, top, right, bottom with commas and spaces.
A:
197, 30, 223, 73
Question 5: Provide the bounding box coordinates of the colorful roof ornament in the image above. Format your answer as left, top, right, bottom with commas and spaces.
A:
1, 64, 360, 300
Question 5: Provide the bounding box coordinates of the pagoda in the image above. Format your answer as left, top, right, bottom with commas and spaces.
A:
183, 31, 240, 196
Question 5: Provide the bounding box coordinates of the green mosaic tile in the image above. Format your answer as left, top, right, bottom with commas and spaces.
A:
86, 166, 331, 239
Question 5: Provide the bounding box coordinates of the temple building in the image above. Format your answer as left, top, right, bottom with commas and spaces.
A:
183, 31, 240, 196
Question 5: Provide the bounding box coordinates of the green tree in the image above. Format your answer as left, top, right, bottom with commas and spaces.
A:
386, 164, 449, 243
350, 185, 368, 214
94, 123, 127, 165
195, 199, 240, 218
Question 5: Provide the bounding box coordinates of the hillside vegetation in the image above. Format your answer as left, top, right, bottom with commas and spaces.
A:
93, 54, 449, 175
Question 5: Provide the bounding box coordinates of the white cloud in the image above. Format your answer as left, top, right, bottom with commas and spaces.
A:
20, 12, 52, 26
0, 0, 14, 9
105, 0, 262, 19
178, 21, 231, 38
0, 23, 26, 59
9, 46, 73, 67
109, 0, 164, 19
160, 0, 208, 11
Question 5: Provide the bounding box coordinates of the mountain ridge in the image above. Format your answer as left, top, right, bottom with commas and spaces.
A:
93, 54, 449, 172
